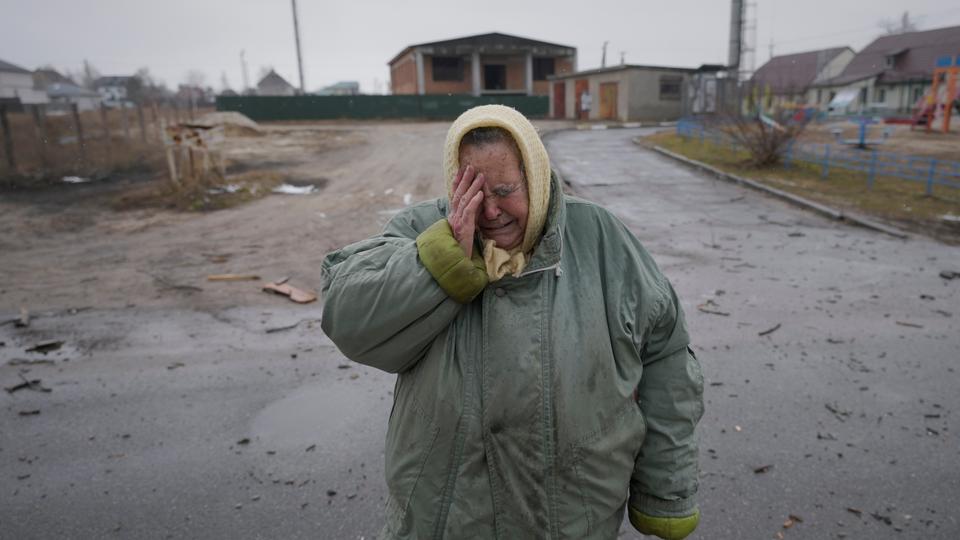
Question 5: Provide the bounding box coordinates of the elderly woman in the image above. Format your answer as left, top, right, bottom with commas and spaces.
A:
321, 105, 703, 540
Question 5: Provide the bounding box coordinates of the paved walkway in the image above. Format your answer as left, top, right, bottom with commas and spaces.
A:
548, 128, 960, 539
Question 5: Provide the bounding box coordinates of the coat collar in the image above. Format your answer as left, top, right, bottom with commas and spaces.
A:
517, 170, 566, 277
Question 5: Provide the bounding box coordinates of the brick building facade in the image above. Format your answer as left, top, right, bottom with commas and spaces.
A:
388, 32, 576, 97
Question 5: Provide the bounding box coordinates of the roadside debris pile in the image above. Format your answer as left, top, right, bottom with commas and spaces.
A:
195, 112, 263, 137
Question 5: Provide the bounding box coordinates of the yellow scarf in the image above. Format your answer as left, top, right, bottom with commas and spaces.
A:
482, 239, 527, 280
443, 105, 552, 282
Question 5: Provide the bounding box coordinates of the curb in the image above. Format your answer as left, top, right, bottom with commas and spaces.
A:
576, 121, 675, 130
645, 143, 909, 240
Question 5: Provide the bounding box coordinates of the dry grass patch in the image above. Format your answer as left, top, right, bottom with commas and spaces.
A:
112, 170, 287, 212
643, 131, 960, 243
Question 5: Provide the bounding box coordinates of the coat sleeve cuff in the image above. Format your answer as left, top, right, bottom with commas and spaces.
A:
416, 219, 488, 304
629, 491, 698, 518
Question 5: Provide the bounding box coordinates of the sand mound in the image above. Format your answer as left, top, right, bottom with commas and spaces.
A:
195, 112, 263, 136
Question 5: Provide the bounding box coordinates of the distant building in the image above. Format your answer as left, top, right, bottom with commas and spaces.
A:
33, 68, 76, 90
388, 32, 576, 97
46, 82, 102, 111
257, 70, 296, 96
93, 76, 139, 107
549, 64, 695, 122
318, 81, 360, 96
177, 84, 214, 106
812, 24, 960, 114
750, 47, 854, 108
0, 58, 48, 105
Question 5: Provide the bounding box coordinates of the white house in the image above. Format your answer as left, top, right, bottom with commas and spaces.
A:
93, 76, 137, 107
46, 83, 102, 111
0, 58, 48, 105
812, 24, 960, 115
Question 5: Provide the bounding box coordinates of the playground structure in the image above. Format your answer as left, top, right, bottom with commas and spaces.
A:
831, 117, 893, 149
912, 55, 960, 133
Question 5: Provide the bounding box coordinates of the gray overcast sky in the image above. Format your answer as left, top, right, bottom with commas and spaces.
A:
4, 0, 960, 93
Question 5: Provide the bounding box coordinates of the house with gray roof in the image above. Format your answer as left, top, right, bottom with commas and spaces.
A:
750, 47, 854, 108
812, 24, 960, 114
256, 70, 296, 96
0, 58, 49, 105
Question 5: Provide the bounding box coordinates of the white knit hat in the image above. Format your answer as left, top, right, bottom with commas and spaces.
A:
443, 105, 551, 255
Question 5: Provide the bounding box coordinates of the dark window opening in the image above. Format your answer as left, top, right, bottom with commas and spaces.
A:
533, 58, 555, 81
432, 57, 464, 82
659, 76, 682, 101
484, 65, 506, 90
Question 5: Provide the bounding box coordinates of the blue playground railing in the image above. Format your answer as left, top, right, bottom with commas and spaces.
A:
675, 119, 960, 194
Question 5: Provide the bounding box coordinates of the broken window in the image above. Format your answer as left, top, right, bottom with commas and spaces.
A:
432, 57, 464, 82
659, 75, 682, 101
533, 58, 555, 81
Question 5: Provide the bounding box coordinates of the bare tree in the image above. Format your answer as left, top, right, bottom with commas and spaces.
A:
879, 11, 918, 36
80, 59, 101, 89
185, 70, 207, 88
709, 110, 810, 168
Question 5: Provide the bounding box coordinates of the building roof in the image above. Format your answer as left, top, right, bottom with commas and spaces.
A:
549, 63, 696, 81
0, 58, 31, 74
46, 82, 100, 98
751, 47, 850, 94
389, 32, 575, 65
822, 25, 960, 86
93, 76, 135, 88
33, 69, 76, 90
257, 70, 295, 90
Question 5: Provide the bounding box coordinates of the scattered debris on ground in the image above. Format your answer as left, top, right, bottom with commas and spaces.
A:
758, 323, 781, 336
782, 514, 803, 529
265, 318, 322, 334
207, 274, 260, 282
895, 321, 923, 328
5, 374, 52, 394
262, 281, 317, 304
697, 299, 730, 316
194, 112, 263, 137
25, 341, 64, 354
272, 183, 317, 195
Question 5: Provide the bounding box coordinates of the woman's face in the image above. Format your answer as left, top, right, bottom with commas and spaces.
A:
459, 141, 528, 251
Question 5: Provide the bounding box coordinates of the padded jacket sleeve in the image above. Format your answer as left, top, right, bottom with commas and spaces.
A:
630, 275, 705, 518
320, 203, 466, 374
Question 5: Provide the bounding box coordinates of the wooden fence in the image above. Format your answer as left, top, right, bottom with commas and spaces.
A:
0, 101, 212, 182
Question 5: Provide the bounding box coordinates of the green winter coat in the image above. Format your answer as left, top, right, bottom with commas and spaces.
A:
321, 175, 704, 539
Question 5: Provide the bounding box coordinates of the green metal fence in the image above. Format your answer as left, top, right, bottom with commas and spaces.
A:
215, 95, 549, 121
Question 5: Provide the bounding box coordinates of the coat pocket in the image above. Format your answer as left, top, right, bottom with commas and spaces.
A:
382, 374, 441, 538
556, 398, 647, 537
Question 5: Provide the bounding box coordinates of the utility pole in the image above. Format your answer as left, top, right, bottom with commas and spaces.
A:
291, 0, 305, 94
601, 41, 608, 68
240, 50, 250, 93
620, 51, 626, 65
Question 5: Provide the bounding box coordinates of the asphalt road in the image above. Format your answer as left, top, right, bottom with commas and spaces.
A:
2, 127, 958, 539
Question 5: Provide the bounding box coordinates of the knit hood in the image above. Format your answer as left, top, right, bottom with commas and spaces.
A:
443, 105, 552, 261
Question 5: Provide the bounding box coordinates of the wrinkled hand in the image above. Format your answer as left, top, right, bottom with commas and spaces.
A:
448, 165, 485, 259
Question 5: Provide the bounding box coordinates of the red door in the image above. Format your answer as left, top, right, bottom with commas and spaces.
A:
553, 82, 566, 118
574, 79, 589, 120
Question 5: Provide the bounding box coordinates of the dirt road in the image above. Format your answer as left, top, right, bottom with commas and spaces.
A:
2, 122, 958, 539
